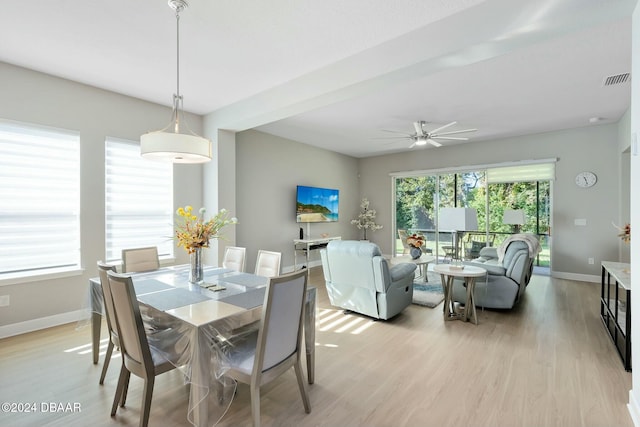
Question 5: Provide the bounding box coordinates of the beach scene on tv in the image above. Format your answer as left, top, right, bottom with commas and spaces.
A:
296, 186, 339, 223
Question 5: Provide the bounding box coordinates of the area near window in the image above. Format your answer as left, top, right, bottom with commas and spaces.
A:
0, 119, 80, 280
105, 137, 174, 263
392, 160, 554, 271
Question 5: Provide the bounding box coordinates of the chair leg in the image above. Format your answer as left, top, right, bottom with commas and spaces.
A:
250, 383, 261, 427
139, 377, 154, 427
294, 359, 311, 413
120, 370, 131, 407
111, 365, 128, 416
99, 340, 114, 385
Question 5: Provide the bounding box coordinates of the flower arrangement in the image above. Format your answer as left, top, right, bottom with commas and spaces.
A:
406, 234, 425, 249
350, 198, 383, 240
613, 222, 630, 243
175, 205, 238, 253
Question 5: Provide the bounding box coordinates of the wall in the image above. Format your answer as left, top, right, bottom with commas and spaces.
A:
358, 124, 622, 280
618, 109, 632, 263
628, 2, 639, 424
235, 130, 360, 272
0, 62, 203, 333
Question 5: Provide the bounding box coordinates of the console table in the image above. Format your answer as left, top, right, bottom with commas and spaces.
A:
294, 236, 341, 271
600, 261, 631, 371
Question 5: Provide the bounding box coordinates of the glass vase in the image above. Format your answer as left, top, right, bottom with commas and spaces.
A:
189, 247, 204, 285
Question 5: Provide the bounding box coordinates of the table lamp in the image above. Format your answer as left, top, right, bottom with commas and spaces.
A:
438, 207, 479, 261
503, 209, 526, 233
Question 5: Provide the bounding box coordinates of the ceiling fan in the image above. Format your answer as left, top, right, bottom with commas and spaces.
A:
378, 121, 477, 148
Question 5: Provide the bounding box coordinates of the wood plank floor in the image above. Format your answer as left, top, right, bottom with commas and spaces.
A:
0, 268, 633, 427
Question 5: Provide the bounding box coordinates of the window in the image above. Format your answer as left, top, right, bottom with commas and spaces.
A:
393, 160, 555, 267
0, 119, 80, 277
105, 138, 174, 263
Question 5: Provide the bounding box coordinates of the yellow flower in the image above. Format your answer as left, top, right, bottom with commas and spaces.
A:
174, 205, 238, 253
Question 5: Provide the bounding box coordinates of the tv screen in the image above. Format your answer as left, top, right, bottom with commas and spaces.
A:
296, 185, 339, 223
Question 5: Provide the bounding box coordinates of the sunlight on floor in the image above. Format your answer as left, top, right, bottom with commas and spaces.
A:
64, 338, 119, 358
316, 308, 374, 335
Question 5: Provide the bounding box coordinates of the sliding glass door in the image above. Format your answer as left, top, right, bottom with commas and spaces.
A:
394, 163, 553, 270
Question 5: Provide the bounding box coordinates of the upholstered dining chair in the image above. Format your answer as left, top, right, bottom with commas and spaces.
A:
222, 246, 247, 272
223, 270, 311, 427
254, 250, 281, 278
121, 246, 159, 273
106, 271, 180, 427
97, 261, 119, 385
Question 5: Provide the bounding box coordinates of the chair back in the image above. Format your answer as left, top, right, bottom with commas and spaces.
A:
97, 261, 118, 341
398, 229, 410, 253
255, 250, 281, 277
106, 271, 154, 376
122, 246, 159, 273
254, 270, 307, 374
223, 246, 247, 272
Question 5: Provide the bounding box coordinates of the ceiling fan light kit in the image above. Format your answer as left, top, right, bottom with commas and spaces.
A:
379, 120, 477, 149
140, 0, 212, 164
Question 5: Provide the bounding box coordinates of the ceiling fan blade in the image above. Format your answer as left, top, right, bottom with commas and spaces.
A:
413, 121, 424, 136
427, 139, 442, 147
431, 128, 477, 137
427, 121, 456, 135
431, 136, 469, 141
409, 141, 417, 149
380, 129, 412, 136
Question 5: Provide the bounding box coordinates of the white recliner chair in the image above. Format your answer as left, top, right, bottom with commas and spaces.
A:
320, 240, 416, 320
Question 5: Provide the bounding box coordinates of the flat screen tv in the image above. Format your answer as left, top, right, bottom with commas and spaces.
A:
296, 185, 339, 223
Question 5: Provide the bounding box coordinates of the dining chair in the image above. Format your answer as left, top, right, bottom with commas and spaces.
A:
97, 261, 119, 385
121, 246, 160, 273
254, 250, 281, 278
223, 270, 311, 427
222, 246, 247, 272
106, 270, 180, 427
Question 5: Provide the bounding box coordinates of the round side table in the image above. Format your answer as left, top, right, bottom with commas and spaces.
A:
433, 264, 487, 324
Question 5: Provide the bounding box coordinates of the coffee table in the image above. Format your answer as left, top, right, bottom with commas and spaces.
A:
391, 254, 436, 282
433, 264, 486, 324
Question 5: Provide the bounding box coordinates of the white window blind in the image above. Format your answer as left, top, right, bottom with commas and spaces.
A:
0, 119, 80, 276
487, 162, 556, 184
105, 138, 174, 263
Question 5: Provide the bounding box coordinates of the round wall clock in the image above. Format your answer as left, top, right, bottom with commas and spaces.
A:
575, 171, 597, 188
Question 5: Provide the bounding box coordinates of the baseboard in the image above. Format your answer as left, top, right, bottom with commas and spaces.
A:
550, 271, 599, 283
0, 309, 87, 339
628, 390, 640, 427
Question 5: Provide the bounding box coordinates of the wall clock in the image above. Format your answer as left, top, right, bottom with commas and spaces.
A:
575, 171, 597, 188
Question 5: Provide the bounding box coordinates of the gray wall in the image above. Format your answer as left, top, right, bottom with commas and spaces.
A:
617, 109, 631, 263
235, 130, 360, 272
0, 62, 203, 329
358, 124, 624, 279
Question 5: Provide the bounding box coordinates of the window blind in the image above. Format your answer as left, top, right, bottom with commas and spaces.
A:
487, 162, 556, 184
0, 119, 80, 276
105, 138, 174, 263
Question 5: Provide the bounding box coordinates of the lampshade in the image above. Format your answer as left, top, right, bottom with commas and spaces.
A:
141, 131, 211, 164
438, 207, 479, 231
503, 209, 526, 225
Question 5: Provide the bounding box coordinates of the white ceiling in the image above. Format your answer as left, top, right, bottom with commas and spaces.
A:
0, 0, 635, 158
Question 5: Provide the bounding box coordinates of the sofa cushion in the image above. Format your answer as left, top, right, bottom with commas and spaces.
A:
465, 258, 506, 276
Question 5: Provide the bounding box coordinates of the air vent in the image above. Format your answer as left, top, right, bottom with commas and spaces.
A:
603, 73, 630, 86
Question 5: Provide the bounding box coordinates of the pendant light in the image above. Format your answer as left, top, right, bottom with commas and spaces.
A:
141, 0, 211, 163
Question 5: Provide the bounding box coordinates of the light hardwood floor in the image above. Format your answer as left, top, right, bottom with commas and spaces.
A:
0, 268, 633, 427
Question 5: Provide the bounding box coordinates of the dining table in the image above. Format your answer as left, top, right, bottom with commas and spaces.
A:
86, 264, 316, 427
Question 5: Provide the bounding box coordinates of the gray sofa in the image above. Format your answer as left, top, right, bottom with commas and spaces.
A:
320, 240, 416, 320
451, 239, 535, 309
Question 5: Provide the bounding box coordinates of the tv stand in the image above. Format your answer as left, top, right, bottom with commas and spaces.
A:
294, 236, 341, 271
